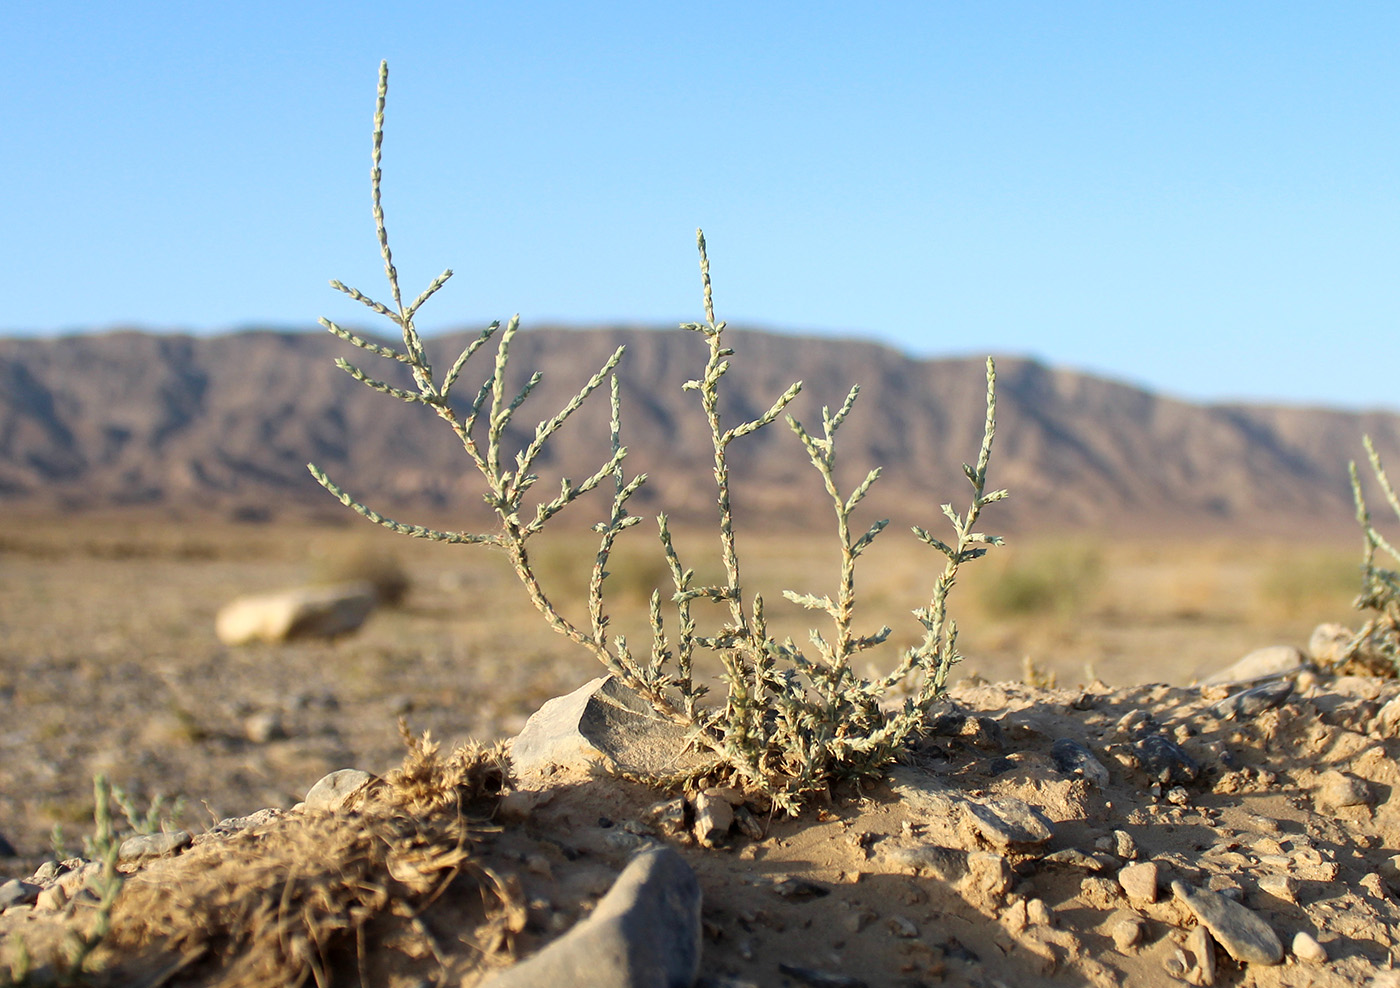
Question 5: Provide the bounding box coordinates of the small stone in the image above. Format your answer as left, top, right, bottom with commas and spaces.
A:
1187, 925, 1216, 986
1026, 898, 1054, 926
215, 582, 378, 644
693, 791, 734, 847
1209, 679, 1294, 720
1256, 874, 1296, 904
1309, 623, 1355, 667
1134, 734, 1200, 786
31, 861, 60, 883
1041, 848, 1111, 872
882, 843, 968, 881
1112, 829, 1139, 860
1360, 872, 1388, 900
304, 769, 379, 812
1314, 770, 1373, 813
733, 805, 764, 841
1166, 786, 1190, 806
963, 796, 1054, 847
1118, 861, 1159, 905
1163, 947, 1190, 978
485, 846, 700, 988
1172, 880, 1283, 965
36, 884, 68, 912
964, 852, 1013, 902
1202, 645, 1309, 686
244, 710, 286, 743
643, 797, 688, 835
770, 877, 830, 901
1292, 931, 1327, 963
1001, 898, 1028, 934
0, 880, 40, 910
888, 914, 919, 938
776, 964, 868, 988
1050, 738, 1111, 788
118, 830, 192, 861
1111, 914, 1144, 952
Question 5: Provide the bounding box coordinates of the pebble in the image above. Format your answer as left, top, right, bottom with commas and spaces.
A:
1050, 738, 1111, 787
1292, 931, 1327, 963
1026, 898, 1054, 927
963, 796, 1054, 847
0, 879, 40, 910
643, 797, 688, 835
693, 791, 734, 847
36, 884, 68, 912
770, 877, 830, 901
304, 769, 378, 812
1187, 925, 1217, 985
1118, 861, 1159, 904
1255, 874, 1297, 905
118, 830, 193, 861
1309, 623, 1355, 667
1209, 679, 1294, 720
888, 914, 919, 938
1171, 880, 1283, 966
1111, 913, 1144, 952
732, 805, 764, 841
1314, 770, 1373, 812
776, 964, 868, 988
882, 843, 968, 881
1095, 829, 1139, 861
1041, 848, 1112, 872
965, 852, 1013, 901
1134, 734, 1200, 786
244, 710, 286, 744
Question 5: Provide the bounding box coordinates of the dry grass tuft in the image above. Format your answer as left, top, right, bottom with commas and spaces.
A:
100, 737, 520, 988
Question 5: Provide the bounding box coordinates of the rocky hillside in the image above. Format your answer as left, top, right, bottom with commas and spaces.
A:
2, 327, 1397, 535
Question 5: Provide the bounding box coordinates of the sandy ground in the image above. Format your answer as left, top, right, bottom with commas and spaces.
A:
0, 515, 1392, 985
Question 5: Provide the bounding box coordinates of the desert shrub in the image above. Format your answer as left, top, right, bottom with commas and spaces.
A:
309, 62, 1006, 814
977, 540, 1102, 620
1346, 438, 1400, 674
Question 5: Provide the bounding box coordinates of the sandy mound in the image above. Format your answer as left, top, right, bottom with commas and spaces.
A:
4, 670, 1400, 987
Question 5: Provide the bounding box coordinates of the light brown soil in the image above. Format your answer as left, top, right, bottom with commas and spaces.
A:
0, 515, 1391, 986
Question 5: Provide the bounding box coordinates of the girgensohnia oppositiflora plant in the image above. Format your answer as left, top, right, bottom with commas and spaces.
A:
309, 61, 1007, 814
1348, 437, 1400, 673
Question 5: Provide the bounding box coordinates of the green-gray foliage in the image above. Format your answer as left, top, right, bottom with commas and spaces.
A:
1348, 436, 1400, 672
310, 61, 1006, 814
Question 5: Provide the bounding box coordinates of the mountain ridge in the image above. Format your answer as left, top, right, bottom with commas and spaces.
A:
1, 326, 1395, 537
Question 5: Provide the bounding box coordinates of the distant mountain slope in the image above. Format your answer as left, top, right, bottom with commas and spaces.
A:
1, 326, 1396, 536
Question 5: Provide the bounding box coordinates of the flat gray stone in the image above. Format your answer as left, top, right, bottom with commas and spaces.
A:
1134, 734, 1200, 786
0, 879, 40, 910
1050, 738, 1110, 787
482, 846, 700, 988
118, 830, 192, 861
963, 796, 1054, 848
881, 843, 968, 881
304, 769, 379, 812
510, 677, 706, 781
1210, 679, 1294, 720
1172, 880, 1283, 966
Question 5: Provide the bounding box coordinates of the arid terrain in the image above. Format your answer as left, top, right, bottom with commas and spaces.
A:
1, 511, 1392, 986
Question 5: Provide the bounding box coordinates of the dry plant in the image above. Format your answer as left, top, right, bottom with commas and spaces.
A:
310, 61, 1006, 814
105, 738, 516, 988
1347, 436, 1400, 674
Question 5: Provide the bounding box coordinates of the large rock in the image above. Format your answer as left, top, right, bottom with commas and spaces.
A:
510, 677, 707, 782
482, 846, 701, 988
215, 582, 377, 645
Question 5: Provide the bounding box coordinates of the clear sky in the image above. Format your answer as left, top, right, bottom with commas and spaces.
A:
8, 3, 1400, 409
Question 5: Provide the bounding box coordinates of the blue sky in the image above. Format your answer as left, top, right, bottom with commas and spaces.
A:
8, 3, 1400, 409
